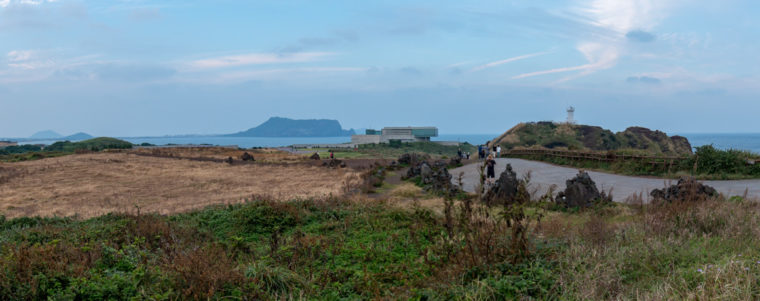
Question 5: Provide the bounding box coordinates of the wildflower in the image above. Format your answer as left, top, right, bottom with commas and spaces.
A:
698, 268, 704, 273
745, 267, 750, 271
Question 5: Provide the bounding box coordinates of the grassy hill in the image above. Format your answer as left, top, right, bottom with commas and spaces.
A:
492, 122, 692, 155
1, 137, 132, 162
45, 137, 133, 152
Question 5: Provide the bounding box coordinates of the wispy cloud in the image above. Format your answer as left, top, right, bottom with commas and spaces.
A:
0, 0, 57, 8
513, 0, 677, 82
470, 51, 549, 72
188, 52, 335, 69
513, 43, 618, 80
191, 67, 367, 84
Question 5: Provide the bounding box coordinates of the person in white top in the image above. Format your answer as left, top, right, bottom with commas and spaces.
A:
496, 145, 501, 157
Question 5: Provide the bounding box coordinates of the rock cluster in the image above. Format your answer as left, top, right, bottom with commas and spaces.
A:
310, 153, 321, 160
398, 153, 431, 166
405, 159, 458, 195
323, 159, 346, 168
448, 157, 462, 167
650, 177, 718, 202
556, 171, 611, 208
482, 164, 521, 206
240, 152, 255, 161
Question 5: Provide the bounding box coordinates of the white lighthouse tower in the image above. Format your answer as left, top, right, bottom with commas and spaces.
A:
566, 106, 575, 124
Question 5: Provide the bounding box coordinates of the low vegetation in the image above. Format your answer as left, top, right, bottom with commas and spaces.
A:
0, 138, 132, 162
357, 141, 476, 159
1, 175, 757, 299
508, 144, 760, 179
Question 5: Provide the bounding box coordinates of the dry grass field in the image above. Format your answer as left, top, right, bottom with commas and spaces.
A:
0, 152, 358, 218
125, 146, 308, 163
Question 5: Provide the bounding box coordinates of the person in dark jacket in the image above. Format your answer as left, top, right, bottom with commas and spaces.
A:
485, 154, 496, 185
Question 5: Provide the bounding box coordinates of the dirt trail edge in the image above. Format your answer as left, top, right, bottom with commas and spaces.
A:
450, 158, 760, 202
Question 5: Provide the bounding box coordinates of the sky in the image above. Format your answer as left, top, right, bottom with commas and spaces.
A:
1, 0, 759, 137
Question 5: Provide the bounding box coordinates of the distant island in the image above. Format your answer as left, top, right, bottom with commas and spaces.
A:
25, 131, 94, 141
227, 117, 355, 137
29, 130, 63, 139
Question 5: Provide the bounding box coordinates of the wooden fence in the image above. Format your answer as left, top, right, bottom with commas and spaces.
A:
503, 149, 691, 172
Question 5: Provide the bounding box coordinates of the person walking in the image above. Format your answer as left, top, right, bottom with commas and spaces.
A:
485, 154, 496, 185
330, 151, 334, 159
496, 145, 502, 157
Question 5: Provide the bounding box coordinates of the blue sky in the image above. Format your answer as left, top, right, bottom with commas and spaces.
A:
1, 0, 759, 137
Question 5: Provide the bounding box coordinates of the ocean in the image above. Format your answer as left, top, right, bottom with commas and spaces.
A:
679, 133, 760, 154
16, 133, 760, 153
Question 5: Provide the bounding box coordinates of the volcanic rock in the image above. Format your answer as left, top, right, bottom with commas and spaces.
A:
240, 152, 255, 161
650, 177, 718, 202
556, 171, 611, 208
483, 164, 521, 206
398, 153, 431, 166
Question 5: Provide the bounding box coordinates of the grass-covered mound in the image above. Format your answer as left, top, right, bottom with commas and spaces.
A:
0, 137, 132, 162
493, 122, 692, 155
44, 137, 132, 152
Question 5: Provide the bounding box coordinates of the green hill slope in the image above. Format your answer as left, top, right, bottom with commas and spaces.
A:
491, 122, 692, 155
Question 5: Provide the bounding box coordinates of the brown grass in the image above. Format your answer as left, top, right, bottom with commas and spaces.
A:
125, 146, 308, 163
0, 152, 357, 218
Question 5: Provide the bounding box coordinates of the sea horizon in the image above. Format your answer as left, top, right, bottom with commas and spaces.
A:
9, 133, 760, 153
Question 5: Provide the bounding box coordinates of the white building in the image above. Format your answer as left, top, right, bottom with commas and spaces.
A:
351, 127, 438, 145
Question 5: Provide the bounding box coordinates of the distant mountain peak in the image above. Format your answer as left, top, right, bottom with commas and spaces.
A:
229, 117, 355, 137
30, 130, 63, 139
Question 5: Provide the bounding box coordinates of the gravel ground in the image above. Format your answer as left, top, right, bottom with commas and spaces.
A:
450, 158, 760, 202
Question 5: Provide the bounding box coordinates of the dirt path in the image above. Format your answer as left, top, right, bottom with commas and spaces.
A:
450, 158, 760, 202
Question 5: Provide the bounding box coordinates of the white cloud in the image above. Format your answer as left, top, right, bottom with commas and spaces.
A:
188, 52, 336, 69
470, 51, 549, 72
7, 50, 33, 62
513, 0, 678, 82
580, 0, 668, 34
0, 0, 57, 8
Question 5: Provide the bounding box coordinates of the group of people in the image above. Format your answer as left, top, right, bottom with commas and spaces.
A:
477, 144, 501, 160
456, 148, 471, 160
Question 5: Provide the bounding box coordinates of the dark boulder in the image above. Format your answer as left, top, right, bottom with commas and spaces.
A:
310, 153, 321, 160
240, 152, 255, 161
405, 160, 458, 196
398, 153, 431, 166
225, 156, 234, 165
556, 171, 611, 208
650, 177, 718, 202
406, 161, 431, 179
483, 164, 521, 206
449, 157, 462, 167
323, 159, 344, 168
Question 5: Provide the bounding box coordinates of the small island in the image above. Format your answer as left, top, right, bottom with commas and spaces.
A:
227, 117, 355, 137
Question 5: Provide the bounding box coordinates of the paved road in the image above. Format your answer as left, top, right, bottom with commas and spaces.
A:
450, 158, 760, 202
